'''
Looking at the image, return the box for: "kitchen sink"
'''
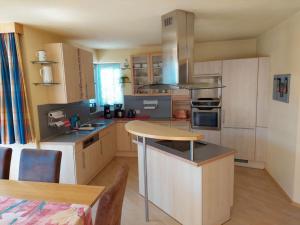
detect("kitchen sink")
[81,122,106,128]
[91,122,106,127]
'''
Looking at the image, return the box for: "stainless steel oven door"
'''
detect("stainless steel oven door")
[191,107,221,130]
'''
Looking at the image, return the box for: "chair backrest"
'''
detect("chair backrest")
[19,149,62,183]
[0,147,12,179]
[95,164,129,225]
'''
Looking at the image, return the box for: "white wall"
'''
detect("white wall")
[257,10,300,203]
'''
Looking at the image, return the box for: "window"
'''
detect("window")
[93,63,124,108]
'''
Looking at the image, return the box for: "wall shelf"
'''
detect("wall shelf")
[33,82,60,86]
[31,61,58,65]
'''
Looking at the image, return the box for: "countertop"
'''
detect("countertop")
[125,120,202,141]
[40,117,189,144]
[138,138,235,167]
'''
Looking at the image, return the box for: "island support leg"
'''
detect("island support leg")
[143,136,149,222]
[190,140,194,161]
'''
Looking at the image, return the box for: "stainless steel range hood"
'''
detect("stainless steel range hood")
[138,9,224,91]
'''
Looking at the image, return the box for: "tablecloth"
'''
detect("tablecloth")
[0,196,92,225]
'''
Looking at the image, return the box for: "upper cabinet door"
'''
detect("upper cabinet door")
[62,44,82,103]
[79,49,95,100]
[45,43,81,103]
[132,54,151,95]
[222,58,258,129]
[193,60,222,76]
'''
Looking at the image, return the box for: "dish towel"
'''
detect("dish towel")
[0,196,92,225]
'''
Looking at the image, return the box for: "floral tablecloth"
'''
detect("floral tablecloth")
[0,196,92,225]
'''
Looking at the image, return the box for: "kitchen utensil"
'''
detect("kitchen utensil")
[40,65,53,83]
[174,109,188,119]
[36,50,47,61]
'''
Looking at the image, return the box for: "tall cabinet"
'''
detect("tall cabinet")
[220,57,269,162]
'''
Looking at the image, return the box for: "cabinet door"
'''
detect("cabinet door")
[62,44,82,103]
[191,129,221,145]
[221,128,255,160]
[116,122,132,152]
[171,121,190,131]
[100,126,116,166]
[257,57,270,127]
[222,58,258,129]
[194,60,222,76]
[255,127,268,162]
[75,147,90,184]
[79,49,95,99]
[132,55,151,95]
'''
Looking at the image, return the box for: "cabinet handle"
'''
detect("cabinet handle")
[100,140,103,155]
[82,151,86,169]
[222,110,225,124]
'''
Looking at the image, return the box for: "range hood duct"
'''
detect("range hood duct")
[138,9,224,91]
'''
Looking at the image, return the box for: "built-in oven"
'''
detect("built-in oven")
[191,98,221,130]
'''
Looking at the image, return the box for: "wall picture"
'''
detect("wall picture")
[273,74,291,103]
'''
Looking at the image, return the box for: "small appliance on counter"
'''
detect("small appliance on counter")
[127,109,136,118]
[114,104,125,118]
[104,104,112,119]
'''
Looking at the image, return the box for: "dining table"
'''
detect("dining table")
[0,179,105,225]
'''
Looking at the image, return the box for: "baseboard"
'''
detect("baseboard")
[265,169,300,208]
[115,151,137,157]
[234,160,265,169]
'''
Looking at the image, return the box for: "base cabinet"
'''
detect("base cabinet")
[116,122,137,157]
[99,125,116,165]
[192,129,221,145]
[221,128,255,160]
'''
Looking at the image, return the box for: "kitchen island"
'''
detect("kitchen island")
[126,121,235,225]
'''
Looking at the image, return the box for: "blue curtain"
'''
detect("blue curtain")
[94,64,124,106]
[0,33,33,144]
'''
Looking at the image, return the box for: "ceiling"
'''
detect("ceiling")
[1,0,300,49]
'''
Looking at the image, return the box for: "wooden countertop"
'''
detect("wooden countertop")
[125,120,203,141]
[0,180,104,207]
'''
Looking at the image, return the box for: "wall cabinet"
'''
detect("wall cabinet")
[222,58,258,129]
[45,43,82,103]
[193,60,222,76]
[221,128,256,160]
[131,53,169,95]
[79,49,95,100]
[45,43,95,103]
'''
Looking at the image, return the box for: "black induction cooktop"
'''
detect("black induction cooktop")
[155,140,207,152]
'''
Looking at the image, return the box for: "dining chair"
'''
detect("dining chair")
[0,147,12,179]
[95,164,129,225]
[19,149,62,183]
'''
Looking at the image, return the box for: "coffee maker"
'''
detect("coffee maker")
[104,104,112,119]
[114,104,125,118]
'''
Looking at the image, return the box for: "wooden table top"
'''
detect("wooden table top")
[0,180,105,207]
[125,120,203,141]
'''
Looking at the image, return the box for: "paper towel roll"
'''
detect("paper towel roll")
[49,110,64,119]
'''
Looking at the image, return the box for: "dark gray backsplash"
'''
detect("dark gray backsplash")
[38,101,90,140]
[124,95,171,118]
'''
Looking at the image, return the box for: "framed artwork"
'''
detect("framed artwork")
[273,74,291,103]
